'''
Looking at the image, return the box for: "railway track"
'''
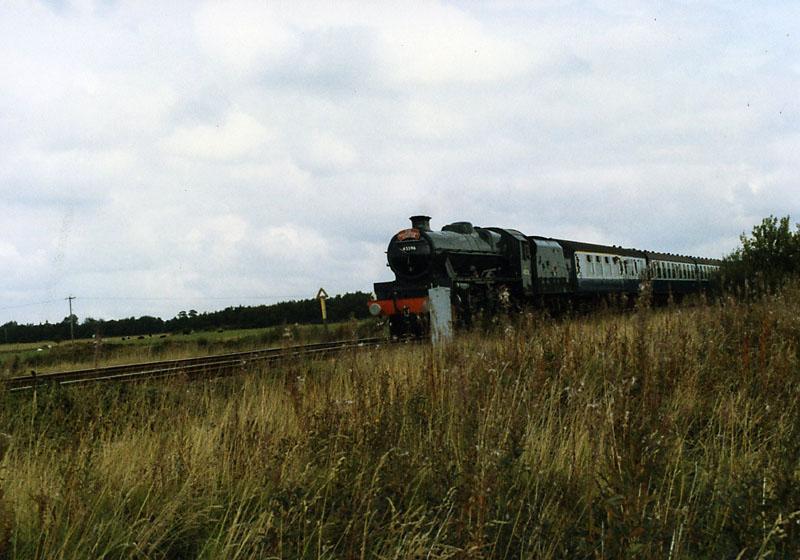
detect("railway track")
[1,337,389,392]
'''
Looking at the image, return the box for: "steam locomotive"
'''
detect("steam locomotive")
[368,216,721,337]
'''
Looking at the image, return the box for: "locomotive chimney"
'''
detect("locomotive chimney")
[410,215,431,231]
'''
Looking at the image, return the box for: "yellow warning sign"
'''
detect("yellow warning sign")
[316,288,329,322]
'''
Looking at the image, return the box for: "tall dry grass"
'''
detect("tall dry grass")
[1,286,799,558]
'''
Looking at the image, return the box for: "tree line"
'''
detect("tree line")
[1,291,372,344]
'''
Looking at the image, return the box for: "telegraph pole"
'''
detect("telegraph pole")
[66,295,76,343]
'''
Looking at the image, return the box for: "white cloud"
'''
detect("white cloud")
[186,214,248,262]
[373,3,535,86]
[300,131,358,171]
[1,147,137,202]
[0,241,19,260]
[194,1,298,76]
[258,225,328,264]
[161,110,275,161]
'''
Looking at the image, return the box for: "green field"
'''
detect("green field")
[0,319,380,379]
[1,287,799,558]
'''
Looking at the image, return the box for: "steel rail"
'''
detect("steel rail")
[2,337,388,392]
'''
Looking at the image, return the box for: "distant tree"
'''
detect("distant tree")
[59,314,79,339]
[82,317,102,338]
[62,314,78,325]
[721,215,800,293]
[1,321,15,344]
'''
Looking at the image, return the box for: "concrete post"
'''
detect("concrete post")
[428,287,453,346]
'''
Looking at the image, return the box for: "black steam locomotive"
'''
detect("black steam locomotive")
[368,215,721,337]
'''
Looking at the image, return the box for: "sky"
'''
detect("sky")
[1,0,798,324]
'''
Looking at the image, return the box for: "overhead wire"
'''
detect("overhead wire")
[0,299,63,311]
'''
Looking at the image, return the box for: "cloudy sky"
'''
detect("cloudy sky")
[1,0,798,324]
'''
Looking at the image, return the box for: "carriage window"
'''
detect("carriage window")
[604,256,609,264]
